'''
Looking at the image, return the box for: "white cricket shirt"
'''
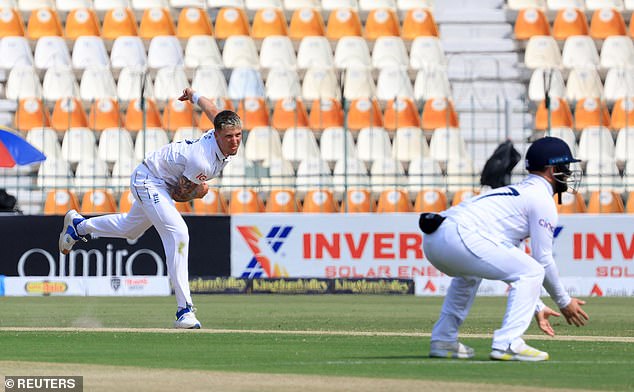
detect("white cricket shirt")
[143,131,230,187]
[442,174,571,308]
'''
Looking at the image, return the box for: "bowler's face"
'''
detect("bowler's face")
[216,126,242,156]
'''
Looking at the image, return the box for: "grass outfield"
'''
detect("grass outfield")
[0,296,633,391]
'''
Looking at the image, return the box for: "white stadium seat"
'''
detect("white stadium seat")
[376,67,414,102]
[117,66,155,102]
[524,35,562,69]
[227,66,265,100]
[79,65,118,102]
[562,35,599,69]
[6,66,42,100]
[334,37,371,69]
[297,36,334,69]
[34,36,72,71]
[0,37,34,70]
[184,35,223,69]
[260,35,297,70]
[356,126,392,164]
[265,68,301,100]
[372,37,409,70]
[72,36,110,71]
[154,66,189,102]
[110,36,148,70]
[302,68,341,101]
[148,36,184,70]
[135,127,170,161]
[192,66,229,99]
[42,67,80,102]
[222,35,259,69]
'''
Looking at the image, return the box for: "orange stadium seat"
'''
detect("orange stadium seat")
[193,189,228,214]
[229,189,265,213]
[364,8,400,40]
[451,189,478,206]
[326,8,363,39]
[574,97,611,130]
[119,189,136,212]
[265,189,301,212]
[535,98,573,130]
[421,98,459,130]
[376,189,411,213]
[271,98,309,130]
[139,7,175,39]
[302,189,338,213]
[0,8,25,37]
[514,8,550,40]
[198,97,234,130]
[15,98,51,131]
[556,192,586,214]
[610,98,634,129]
[251,8,288,39]
[51,97,89,131]
[237,97,270,130]
[413,189,448,213]
[401,8,438,40]
[309,98,344,130]
[65,8,101,40]
[587,190,625,213]
[552,8,588,40]
[162,98,197,131]
[125,98,163,131]
[341,189,374,213]
[88,98,124,131]
[176,7,213,38]
[289,8,325,40]
[626,191,634,213]
[26,8,63,39]
[44,189,80,215]
[347,97,384,131]
[383,97,421,130]
[175,201,193,213]
[214,7,250,39]
[81,189,118,214]
[590,8,626,39]
[102,7,138,40]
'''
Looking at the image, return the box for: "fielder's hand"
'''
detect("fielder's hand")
[178,88,195,104]
[535,305,561,337]
[560,298,589,327]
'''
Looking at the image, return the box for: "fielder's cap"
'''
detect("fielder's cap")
[525,136,580,171]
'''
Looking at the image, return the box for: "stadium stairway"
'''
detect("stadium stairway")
[435,0,533,171]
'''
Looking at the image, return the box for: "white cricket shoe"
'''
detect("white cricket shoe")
[490,341,549,362]
[58,209,87,255]
[429,340,475,359]
[174,306,201,329]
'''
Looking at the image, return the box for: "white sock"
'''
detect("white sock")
[76,220,88,236]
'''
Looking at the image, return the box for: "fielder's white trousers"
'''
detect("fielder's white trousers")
[79,163,193,308]
[423,218,545,351]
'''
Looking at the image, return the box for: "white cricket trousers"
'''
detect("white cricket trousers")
[79,163,193,308]
[422,218,545,351]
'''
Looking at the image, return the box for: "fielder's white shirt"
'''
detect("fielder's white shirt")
[442,174,571,308]
[143,131,230,187]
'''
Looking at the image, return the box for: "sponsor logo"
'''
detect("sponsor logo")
[152,193,160,204]
[538,218,555,233]
[110,277,121,291]
[252,278,329,294]
[125,277,149,290]
[573,233,634,260]
[590,283,603,297]
[237,226,293,278]
[303,232,423,260]
[196,173,208,182]
[24,281,68,295]
[333,279,412,294]
[17,244,165,277]
[190,277,249,294]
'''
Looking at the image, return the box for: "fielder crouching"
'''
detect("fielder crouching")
[420,137,589,361]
